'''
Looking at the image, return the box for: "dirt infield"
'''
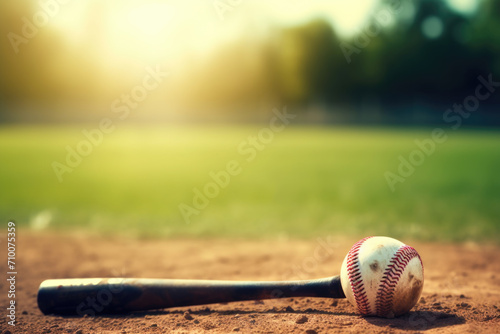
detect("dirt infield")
[1,232,499,333]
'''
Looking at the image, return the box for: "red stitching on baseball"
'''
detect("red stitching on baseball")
[375,245,422,317]
[346,236,373,315]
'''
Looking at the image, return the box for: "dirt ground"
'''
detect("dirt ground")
[0,232,499,334]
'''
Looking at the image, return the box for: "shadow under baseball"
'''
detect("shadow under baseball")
[365,310,466,331]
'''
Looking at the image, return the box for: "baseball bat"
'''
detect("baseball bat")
[38,276,345,315]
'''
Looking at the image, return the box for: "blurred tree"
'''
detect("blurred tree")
[275,19,352,105]
[466,0,500,75]
[0,1,128,119]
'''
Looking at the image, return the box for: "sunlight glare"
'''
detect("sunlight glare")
[48,0,378,68]
[446,0,478,14]
[126,3,175,39]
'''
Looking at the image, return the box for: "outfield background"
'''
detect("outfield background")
[1,125,498,242]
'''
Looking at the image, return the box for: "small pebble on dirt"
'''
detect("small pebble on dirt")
[296,315,308,324]
[305,330,318,334]
[286,306,295,312]
[232,328,240,331]
[184,312,194,320]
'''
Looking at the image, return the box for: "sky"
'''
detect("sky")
[48,0,378,67]
[45,0,479,70]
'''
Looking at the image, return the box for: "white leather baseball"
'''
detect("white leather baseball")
[340,236,424,318]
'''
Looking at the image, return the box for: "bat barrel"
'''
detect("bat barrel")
[38,276,345,315]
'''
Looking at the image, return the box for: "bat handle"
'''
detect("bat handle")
[38,276,345,315]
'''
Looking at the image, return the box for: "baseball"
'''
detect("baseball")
[340,236,424,318]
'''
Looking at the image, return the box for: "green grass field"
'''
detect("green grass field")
[1,124,499,242]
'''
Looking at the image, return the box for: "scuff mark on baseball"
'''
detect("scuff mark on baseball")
[340,236,424,318]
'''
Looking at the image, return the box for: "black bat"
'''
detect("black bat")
[37,276,345,316]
